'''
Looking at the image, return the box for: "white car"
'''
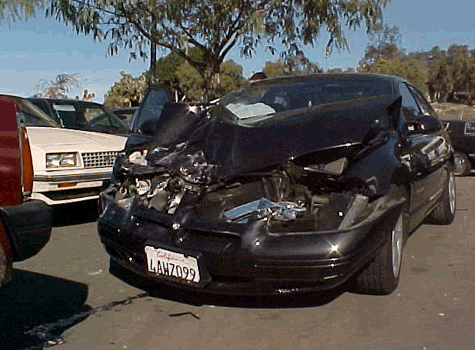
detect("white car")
[2,95,127,206]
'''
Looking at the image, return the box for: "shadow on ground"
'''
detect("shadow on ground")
[0,269,91,350]
[52,200,99,227]
[110,259,347,309]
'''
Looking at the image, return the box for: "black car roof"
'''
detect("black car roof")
[245,73,403,87]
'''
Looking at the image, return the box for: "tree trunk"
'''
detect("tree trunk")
[149,42,157,86]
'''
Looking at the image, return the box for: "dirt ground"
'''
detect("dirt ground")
[432,102,475,120]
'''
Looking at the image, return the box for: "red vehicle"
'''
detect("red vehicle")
[0,96,52,287]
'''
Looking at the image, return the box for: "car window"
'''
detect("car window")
[407,85,435,116]
[88,112,129,136]
[112,108,137,128]
[399,83,421,121]
[11,98,59,127]
[83,106,105,121]
[132,87,173,134]
[53,103,88,129]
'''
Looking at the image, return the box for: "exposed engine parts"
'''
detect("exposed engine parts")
[108,146,379,232]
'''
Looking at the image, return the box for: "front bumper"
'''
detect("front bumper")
[98,193,404,295]
[32,171,112,205]
[0,200,52,261]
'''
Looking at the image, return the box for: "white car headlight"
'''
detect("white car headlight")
[46,153,79,168]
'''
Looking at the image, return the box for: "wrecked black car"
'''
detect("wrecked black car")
[98,74,456,296]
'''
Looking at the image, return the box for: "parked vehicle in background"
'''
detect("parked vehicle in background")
[1,95,127,206]
[98,74,456,296]
[111,107,139,129]
[28,98,129,136]
[443,120,475,176]
[0,96,52,287]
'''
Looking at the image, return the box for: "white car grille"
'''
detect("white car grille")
[82,151,119,169]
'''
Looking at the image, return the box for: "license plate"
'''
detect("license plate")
[144,246,200,283]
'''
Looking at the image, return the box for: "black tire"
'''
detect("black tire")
[0,231,13,287]
[427,169,456,225]
[453,152,471,176]
[355,194,407,295]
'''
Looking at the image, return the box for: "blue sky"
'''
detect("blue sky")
[1,0,474,102]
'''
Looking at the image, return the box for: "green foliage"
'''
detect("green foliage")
[217,60,245,96]
[104,71,147,109]
[359,24,427,93]
[427,45,475,104]
[263,53,321,78]
[33,73,80,99]
[172,59,244,102]
[0,0,43,23]
[48,0,390,99]
[369,58,427,93]
[359,24,404,69]
[263,61,289,78]
[150,46,244,102]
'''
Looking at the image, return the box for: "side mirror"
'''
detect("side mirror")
[405,114,442,135]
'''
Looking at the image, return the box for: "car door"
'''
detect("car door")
[398,83,448,226]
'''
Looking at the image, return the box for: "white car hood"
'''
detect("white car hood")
[27,126,127,153]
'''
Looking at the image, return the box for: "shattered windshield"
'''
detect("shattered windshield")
[219,76,393,126]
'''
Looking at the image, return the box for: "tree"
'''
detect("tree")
[33,73,80,99]
[427,45,475,104]
[104,71,147,109]
[359,24,404,70]
[152,47,206,101]
[285,51,321,75]
[152,47,244,102]
[357,23,428,93]
[48,0,390,99]
[1,0,43,23]
[370,58,427,93]
[217,59,245,96]
[173,59,245,101]
[263,61,290,78]
[262,53,321,78]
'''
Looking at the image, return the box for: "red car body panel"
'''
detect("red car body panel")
[0,96,52,286]
[0,96,22,206]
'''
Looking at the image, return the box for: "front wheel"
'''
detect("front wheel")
[355,197,407,295]
[427,169,456,225]
[453,152,471,176]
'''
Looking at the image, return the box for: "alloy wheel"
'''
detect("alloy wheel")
[391,213,404,278]
[454,153,467,175]
[448,171,456,215]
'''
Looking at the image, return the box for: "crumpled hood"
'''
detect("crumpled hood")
[203,96,398,179]
[142,96,399,181]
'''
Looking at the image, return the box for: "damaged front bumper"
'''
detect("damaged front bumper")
[97,190,404,295]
